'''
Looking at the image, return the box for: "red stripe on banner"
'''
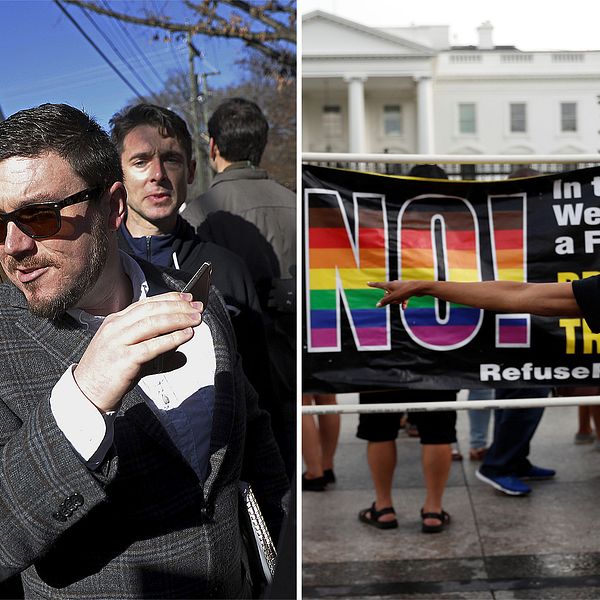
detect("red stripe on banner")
[401,229,433,249]
[358,227,386,248]
[309,228,353,249]
[444,230,478,251]
[493,229,523,250]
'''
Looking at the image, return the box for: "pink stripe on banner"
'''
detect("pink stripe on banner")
[311,328,338,347]
[498,326,528,344]
[356,327,387,346]
[412,325,477,346]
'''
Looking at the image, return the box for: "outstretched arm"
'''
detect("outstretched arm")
[368,280,582,317]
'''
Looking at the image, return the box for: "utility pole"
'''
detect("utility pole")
[187,32,207,191]
[199,69,220,140]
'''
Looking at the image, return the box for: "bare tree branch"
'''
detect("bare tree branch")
[61,0,295,71]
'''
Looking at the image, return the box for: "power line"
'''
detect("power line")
[151,0,186,76]
[53,0,144,100]
[102,0,167,89]
[78,6,159,100]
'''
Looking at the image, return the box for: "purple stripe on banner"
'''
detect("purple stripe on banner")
[356,327,387,346]
[498,325,528,344]
[311,328,337,347]
[412,325,477,346]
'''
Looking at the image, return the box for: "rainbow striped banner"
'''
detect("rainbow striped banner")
[305,189,389,351]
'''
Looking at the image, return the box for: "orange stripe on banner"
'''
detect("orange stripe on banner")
[309,248,356,268]
[309,247,387,269]
[447,249,480,269]
[495,248,524,269]
[401,248,434,269]
[360,247,387,268]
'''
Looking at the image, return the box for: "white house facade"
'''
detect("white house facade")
[302,11,600,158]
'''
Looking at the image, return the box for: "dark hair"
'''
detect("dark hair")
[208,97,268,165]
[408,164,448,179]
[110,103,193,163]
[0,103,122,189]
[508,166,540,179]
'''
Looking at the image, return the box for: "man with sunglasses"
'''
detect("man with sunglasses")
[0,103,288,599]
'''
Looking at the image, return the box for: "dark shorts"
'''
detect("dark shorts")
[356,390,457,445]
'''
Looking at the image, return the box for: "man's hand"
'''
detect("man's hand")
[368,280,423,309]
[74,292,202,413]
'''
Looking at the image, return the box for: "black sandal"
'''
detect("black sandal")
[358,502,398,529]
[420,509,450,533]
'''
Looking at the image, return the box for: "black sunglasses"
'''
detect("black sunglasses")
[0,187,103,243]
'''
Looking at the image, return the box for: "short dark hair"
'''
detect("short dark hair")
[0,103,122,190]
[408,164,448,179]
[508,166,540,179]
[110,103,193,163]
[208,98,268,165]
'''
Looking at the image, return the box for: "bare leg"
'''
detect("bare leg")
[365,440,397,523]
[302,394,324,479]
[578,405,592,435]
[590,406,600,440]
[315,394,340,471]
[421,443,452,527]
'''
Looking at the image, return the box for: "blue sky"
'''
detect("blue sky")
[0,1,247,129]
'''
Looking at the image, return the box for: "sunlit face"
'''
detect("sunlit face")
[121,125,195,233]
[0,152,109,319]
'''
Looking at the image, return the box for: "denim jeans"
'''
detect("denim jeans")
[479,387,550,477]
[467,389,495,449]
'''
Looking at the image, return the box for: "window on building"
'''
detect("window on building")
[561,102,577,132]
[458,103,476,134]
[510,103,527,133]
[383,105,402,135]
[322,105,342,139]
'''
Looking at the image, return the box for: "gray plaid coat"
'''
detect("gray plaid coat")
[0,260,289,599]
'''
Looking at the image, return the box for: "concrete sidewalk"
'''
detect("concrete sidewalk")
[302,394,600,599]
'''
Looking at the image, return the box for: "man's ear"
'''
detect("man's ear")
[107,182,127,231]
[209,138,217,161]
[187,159,196,185]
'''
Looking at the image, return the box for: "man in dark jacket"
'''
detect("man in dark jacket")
[183,98,296,479]
[109,104,283,443]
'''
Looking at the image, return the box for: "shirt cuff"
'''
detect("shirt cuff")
[50,365,116,469]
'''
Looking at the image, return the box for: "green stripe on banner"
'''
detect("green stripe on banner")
[345,288,384,308]
[408,296,476,310]
[310,289,337,309]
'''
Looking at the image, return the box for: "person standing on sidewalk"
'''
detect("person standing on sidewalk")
[357,390,457,533]
[301,393,340,491]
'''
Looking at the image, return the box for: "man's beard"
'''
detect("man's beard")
[10,209,109,320]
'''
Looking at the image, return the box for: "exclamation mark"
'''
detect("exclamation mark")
[488,194,531,348]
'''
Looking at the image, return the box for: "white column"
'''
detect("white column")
[415,76,434,154]
[344,75,367,153]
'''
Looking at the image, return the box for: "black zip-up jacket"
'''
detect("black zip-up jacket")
[117,217,277,421]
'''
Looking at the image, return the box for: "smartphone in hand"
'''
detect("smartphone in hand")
[182,262,212,308]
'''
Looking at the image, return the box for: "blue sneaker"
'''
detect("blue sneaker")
[476,470,531,496]
[519,465,556,480]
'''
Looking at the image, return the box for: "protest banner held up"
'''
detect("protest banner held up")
[303,164,600,393]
